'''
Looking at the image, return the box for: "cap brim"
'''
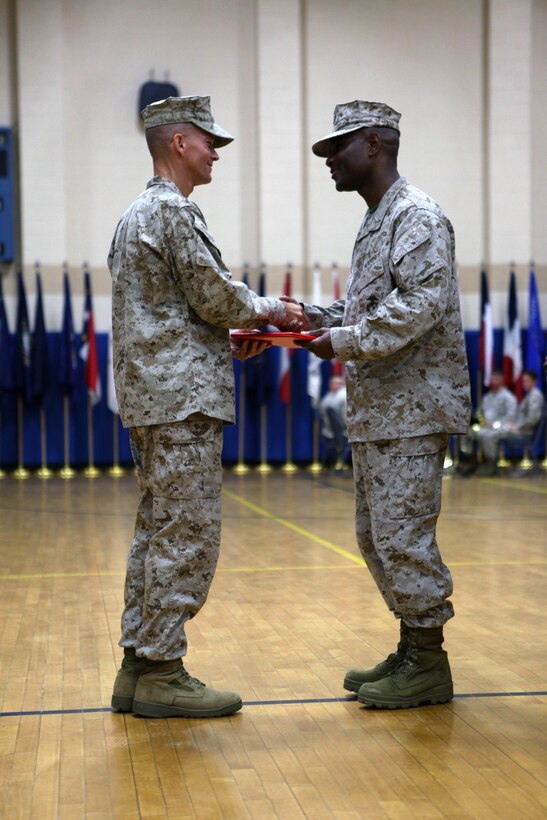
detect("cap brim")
[311,124,365,157]
[193,120,234,148]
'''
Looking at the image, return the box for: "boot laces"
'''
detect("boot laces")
[180,664,205,690]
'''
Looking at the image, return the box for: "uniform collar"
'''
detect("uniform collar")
[146,176,182,195]
[358,176,407,237]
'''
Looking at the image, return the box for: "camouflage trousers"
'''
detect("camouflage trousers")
[120,415,223,660]
[352,433,454,628]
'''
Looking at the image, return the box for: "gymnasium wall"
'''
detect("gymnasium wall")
[0,0,545,333]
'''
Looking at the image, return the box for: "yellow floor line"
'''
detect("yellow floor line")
[223,487,365,565]
[480,478,547,494]
[0,559,545,582]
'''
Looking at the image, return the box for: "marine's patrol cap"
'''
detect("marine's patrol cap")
[141,95,234,148]
[312,100,401,157]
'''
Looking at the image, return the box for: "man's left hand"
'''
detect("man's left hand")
[294,328,334,360]
[231,339,271,360]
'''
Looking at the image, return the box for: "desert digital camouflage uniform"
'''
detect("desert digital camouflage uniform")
[469,386,517,460]
[303,177,471,628]
[108,176,288,660]
[477,384,545,460]
[515,386,544,434]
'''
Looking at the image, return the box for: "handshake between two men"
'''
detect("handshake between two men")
[230,294,335,362]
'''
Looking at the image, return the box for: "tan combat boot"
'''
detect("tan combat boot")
[132,660,243,718]
[357,626,453,709]
[344,621,409,693]
[111,648,148,712]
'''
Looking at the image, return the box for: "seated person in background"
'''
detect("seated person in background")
[458,369,517,475]
[499,369,545,439]
[474,369,544,474]
[318,375,348,468]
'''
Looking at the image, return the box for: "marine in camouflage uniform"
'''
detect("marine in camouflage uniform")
[459,370,517,471]
[300,100,471,709]
[108,95,302,718]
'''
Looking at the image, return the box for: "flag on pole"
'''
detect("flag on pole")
[525,267,544,377]
[330,262,344,378]
[246,266,274,408]
[79,268,101,405]
[106,329,119,414]
[332,261,341,302]
[0,275,13,394]
[58,269,78,396]
[30,268,50,404]
[278,265,292,404]
[478,268,494,389]
[307,263,323,408]
[502,269,523,400]
[14,271,32,402]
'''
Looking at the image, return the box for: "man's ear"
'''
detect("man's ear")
[173,132,185,155]
[367,131,381,157]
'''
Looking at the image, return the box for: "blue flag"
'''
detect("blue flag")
[58,271,78,396]
[14,271,32,401]
[0,275,13,394]
[525,269,544,378]
[30,270,50,403]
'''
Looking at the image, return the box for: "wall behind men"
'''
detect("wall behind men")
[0,0,545,335]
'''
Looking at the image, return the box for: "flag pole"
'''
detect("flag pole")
[84,395,100,477]
[59,395,75,478]
[308,414,322,473]
[13,397,29,479]
[281,400,297,473]
[36,406,52,478]
[256,404,272,474]
[0,409,5,479]
[233,363,249,474]
[108,414,125,477]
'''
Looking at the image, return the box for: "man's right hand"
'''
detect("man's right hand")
[277,296,312,331]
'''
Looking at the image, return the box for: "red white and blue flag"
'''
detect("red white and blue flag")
[502,269,523,400]
[79,269,101,405]
[307,264,323,408]
[330,262,344,378]
[278,266,292,404]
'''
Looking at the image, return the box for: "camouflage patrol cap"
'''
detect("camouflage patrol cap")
[141,95,234,148]
[312,100,401,157]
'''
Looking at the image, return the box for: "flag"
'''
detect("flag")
[29,270,50,404]
[478,268,494,389]
[58,270,78,396]
[246,266,274,407]
[278,265,292,404]
[502,269,523,400]
[330,262,344,378]
[307,263,323,408]
[0,275,13,394]
[525,268,544,378]
[332,262,341,302]
[79,269,101,405]
[14,271,32,402]
[106,329,119,414]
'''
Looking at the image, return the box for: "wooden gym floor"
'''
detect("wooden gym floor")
[0,467,546,819]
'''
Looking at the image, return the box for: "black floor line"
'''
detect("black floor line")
[1,690,545,718]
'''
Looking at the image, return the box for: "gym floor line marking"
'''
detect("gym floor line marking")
[1,690,545,718]
[1,557,545,581]
[223,488,364,565]
[479,478,547,494]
